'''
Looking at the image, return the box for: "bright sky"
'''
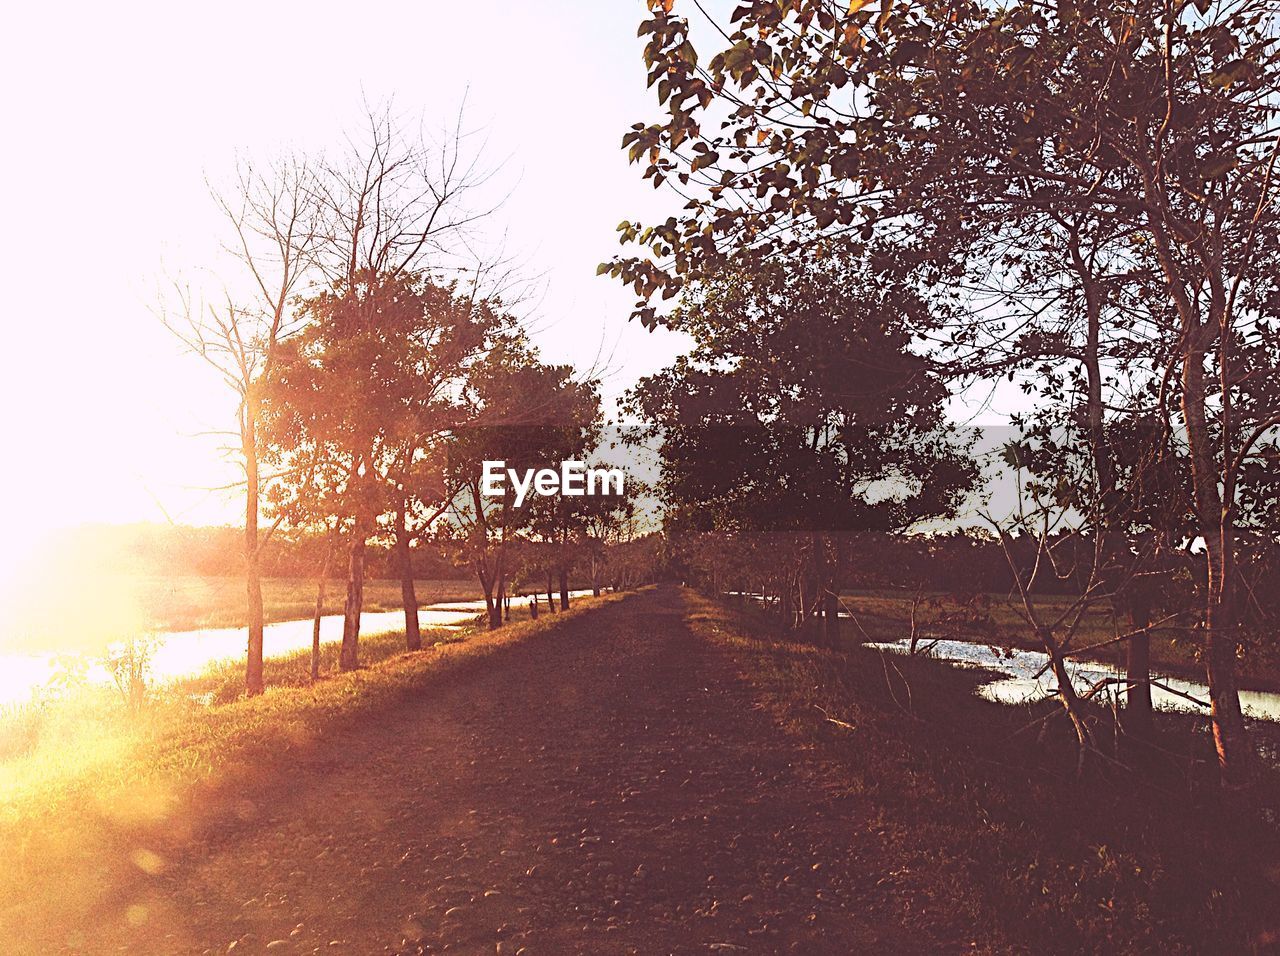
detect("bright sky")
[1,0,1026,564]
[0,0,699,540]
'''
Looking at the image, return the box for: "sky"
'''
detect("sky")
[0,0,705,539]
[0,0,1022,557]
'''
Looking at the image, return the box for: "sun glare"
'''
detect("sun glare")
[0,517,151,658]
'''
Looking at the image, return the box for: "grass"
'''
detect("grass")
[0,593,604,827]
[838,587,1280,690]
[181,617,467,705]
[694,591,1280,954]
[0,588,625,943]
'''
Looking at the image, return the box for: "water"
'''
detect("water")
[868,637,1280,723]
[726,593,1280,723]
[0,592,592,707]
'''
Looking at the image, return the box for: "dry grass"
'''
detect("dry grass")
[692,591,1280,954]
[0,593,615,831]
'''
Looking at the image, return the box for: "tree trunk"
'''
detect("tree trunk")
[546,575,556,613]
[908,590,923,656]
[1122,593,1153,742]
[1046,628,1094,770]
[1206,577,1250,786]
[494,550,508,628]
[822,590,840,646]
[796,571,810,631]
[478,567,499,629]
[559,567,570,611]
[1070,234,1152,746]
[1144,198,1251,786]
[311,536,334,683]
[478,560,503,630]
[1182,336,1251,786]
[242,400,265,696]
[245,552,265,694]
[340,531,366,671]
[396,503,421,651]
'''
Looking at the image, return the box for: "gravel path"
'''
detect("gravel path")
[38,586,943,955]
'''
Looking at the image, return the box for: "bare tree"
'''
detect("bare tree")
[304,108,509,670]
[161,156,319,696]
[303,105,504,670]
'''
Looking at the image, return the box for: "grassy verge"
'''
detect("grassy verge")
[0,593,619,834]
[691,591,1280,955]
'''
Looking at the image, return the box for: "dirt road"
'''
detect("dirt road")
[29,586,949,955]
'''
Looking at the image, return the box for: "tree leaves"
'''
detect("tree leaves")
[626,252,974,533]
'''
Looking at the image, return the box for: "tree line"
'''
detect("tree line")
[165,111,656,696]
[607,0,1280,788]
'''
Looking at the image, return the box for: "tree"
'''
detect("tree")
[610,0,1280,786]
[265,272,509,669]
[628,250,975,641]
[301,107,504,669]
[443,343,602,628]
[573,472,644,596]
[606,533,666,591]
[164,105,499,692]
[162,156,319,696]
[524,461,633,607]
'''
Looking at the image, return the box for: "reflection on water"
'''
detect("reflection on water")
[0,593,591,707]
[868,637,1280,724]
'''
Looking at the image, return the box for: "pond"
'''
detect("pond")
[867,637,1280,723]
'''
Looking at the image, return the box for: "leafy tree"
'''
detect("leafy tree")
[442,343,602,627]
[165,106,497,694]
[265,271,510,668]
[628,250,975,639]
[610,0,1280,785]
[573,473,645,596]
